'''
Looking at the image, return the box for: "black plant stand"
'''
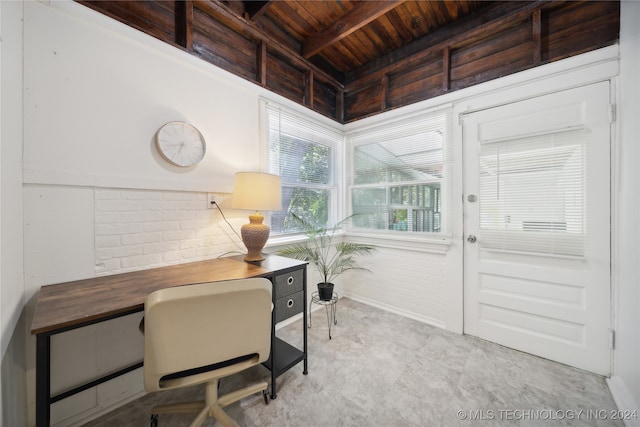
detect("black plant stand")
[309,291,338,339]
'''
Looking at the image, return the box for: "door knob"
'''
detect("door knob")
[467,235,477,243]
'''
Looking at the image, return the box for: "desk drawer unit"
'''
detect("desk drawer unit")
[273,269,304,323]
[275,291,304,323]
[274,269,304,298]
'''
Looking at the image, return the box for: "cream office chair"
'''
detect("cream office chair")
[143,278,272,427]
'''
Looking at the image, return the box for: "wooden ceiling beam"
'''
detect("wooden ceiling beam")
[244,1,272,20]
[302,0,407,59]
[194,0,344,89]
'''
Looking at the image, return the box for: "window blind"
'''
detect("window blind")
[261,100,343,234]
[347,108,454,235]
[479,129,588,257]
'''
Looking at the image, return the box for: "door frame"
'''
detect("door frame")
[459,82,613,374]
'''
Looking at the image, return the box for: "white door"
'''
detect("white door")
[462,82,611,375]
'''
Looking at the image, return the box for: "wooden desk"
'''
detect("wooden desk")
[31,254,308,427]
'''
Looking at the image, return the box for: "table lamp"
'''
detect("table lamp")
[232,172,282,262]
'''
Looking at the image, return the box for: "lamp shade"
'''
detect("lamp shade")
[232,172,282,211]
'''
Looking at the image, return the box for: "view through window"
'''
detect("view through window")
[348,108,453,235]
[262,101,342,235]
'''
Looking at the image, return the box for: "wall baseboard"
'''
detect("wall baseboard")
[342,293,448,331]
[607,376,640,427]
[53,386,146,427]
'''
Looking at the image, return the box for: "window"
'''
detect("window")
[479,129,587,256]
[261,100,342,235]
[347,108,453,235]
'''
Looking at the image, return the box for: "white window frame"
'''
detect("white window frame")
[345,106,454,242]
[260,99,343,238]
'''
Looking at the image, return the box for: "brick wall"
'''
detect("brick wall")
[94,188,241,274]
[342,246,448,328]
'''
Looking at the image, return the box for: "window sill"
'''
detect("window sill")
[345,231,451,254]
[266,234,310,249]
[266,231,452,255]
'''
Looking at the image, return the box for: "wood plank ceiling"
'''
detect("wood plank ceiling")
[78,0,620,123]
[245,0,488,76]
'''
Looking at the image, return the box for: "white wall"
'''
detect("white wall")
[342,245,450,328]
[608,2,640,425]
[23,4,260,193]
[1,0,23,358]
[1,0,27,425]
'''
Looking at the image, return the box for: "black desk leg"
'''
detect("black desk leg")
[303,283,308,375]
[270,368,277,400]
[270,309,277,400]
[35,334,51,427]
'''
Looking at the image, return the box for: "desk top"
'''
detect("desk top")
[31,254,306,335]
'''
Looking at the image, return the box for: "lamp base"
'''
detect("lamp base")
[241,213,270,262]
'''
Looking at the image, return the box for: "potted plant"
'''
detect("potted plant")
[277,213,376,301]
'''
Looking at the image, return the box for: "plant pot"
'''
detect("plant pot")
[317,282,334,301]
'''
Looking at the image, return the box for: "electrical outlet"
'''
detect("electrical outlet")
[207,193,221,209]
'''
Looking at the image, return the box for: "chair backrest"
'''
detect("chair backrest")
[143,277,272,392]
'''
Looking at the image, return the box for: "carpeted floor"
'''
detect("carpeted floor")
[84,298,621,427]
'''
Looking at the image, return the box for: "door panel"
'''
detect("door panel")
[463,82,611,375]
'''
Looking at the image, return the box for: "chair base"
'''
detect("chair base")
[150,379,269,427]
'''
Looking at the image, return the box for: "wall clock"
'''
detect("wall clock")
[155,121,206,167]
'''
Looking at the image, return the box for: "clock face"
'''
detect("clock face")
[155,121,206,167]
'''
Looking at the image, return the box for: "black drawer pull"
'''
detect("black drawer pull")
[287,299,294,308]
[287,276,295,285]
